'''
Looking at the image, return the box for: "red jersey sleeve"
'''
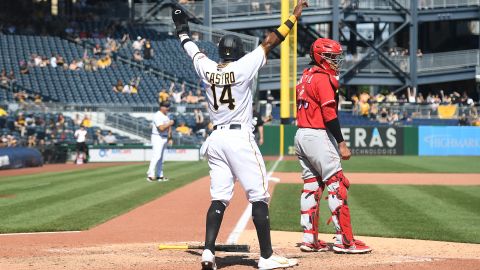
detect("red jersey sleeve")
[316,74,336,108]
[315,74,337,122]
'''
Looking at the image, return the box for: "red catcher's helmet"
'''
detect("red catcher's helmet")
[309,38,344,75]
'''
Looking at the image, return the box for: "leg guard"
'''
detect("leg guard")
[204,200,226,254]
[300,177,327,251]
[325,171,354,246]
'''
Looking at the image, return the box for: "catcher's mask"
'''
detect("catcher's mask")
[218,34,245,62]
[309,38,344,76]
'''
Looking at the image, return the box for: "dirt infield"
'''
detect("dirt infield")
[0,164,479,270]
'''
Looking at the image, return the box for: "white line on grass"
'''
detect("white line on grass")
[0,231,81,236]
[226,156,283,245]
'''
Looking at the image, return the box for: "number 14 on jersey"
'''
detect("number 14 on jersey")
[211,85,235,110]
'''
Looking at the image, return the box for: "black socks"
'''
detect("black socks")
[252,201,273,259]
[204,200,226,254]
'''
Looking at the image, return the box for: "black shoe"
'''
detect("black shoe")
[157,176,169,182]
[146,177,157,182]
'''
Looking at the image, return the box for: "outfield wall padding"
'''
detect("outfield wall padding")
[260,125,479,156]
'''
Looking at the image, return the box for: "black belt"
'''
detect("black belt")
[213,124,242,130]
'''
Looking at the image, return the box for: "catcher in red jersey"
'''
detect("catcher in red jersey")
[295,38,372,254]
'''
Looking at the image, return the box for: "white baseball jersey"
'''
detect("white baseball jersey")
[181,37,269,204]
[152,111,170,137]
[74,129,87,143]
[183,40,266,131]
[147,110,170,178]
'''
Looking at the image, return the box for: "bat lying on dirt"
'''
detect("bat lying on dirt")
[158,244,250,253]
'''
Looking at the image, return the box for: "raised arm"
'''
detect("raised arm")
[261,0,309,55]
[172,6,199,59]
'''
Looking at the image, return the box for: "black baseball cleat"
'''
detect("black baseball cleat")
[157,176,169,182]
[146,177,157,182]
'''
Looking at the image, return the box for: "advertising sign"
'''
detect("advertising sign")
[341,127,404,155]
[419,126,480,156]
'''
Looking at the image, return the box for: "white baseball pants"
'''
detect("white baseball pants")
[147,135,168,178]
[201,127,270,205]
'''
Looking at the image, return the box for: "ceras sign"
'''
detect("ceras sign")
[341,127,403,155]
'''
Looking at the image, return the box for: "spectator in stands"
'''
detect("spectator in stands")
[400,111,412,123]
[194,108,204,132]
[416,49,423,57]
[378,107,388,123]
[40,56,48,68]
[81,115,92,128]
[0,135,7,147]
[113,79,124,93]
[386,92,397,102]
[69,60,79,71]
[251,0,260,12]
[57,113,66,129]
[122,83,131,94]
[176,121,192,136]
[264,2,272,13]
[158,89,170,103]
[458,113,470,126]
[34,95,43,106]
[93,129,104,145]
[133,50,143,62]
[15,113,26,137]
[416,93,424,103]
[171,88,184,104]
[132,36,144,51]
[143,40,153,60]
[369,102,378,120]
[97,55,112,69]
[76,58,84,69]
[0,69,7,86]
[57,55,65,67]
[104,131,117,145]
[0,107,7,129]
[74,113,82,126]
[185,91,198,104]
[130,77,140,94]
[104,38,118,55]
[93,43,102,55]
[27,135,36,147]
[20,60,29,74]
[120,33,130,48]
[50,55,57,68]
[196,89,206,103]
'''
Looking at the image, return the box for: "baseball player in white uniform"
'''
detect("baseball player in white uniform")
[147,102,174,182]
[173,1,308,269]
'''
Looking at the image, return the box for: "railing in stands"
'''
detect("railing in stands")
[178,0,479,20]
[259,49,480,79]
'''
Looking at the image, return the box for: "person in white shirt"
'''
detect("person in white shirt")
[146,102,174,182]
[74,125,88,162]
[103,131,117,145]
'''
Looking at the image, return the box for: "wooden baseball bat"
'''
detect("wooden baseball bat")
[158,244,250,252]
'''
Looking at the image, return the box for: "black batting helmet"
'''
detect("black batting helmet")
[218,34,245,62]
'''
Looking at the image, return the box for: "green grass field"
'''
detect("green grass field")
[269,183,480,243]
[1,156,479,243]
[0,162,209,233]
[274,156,480,173]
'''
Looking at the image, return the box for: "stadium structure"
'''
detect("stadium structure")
[0,0,479,164]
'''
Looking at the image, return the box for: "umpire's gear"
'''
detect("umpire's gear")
[218,35,245,62]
